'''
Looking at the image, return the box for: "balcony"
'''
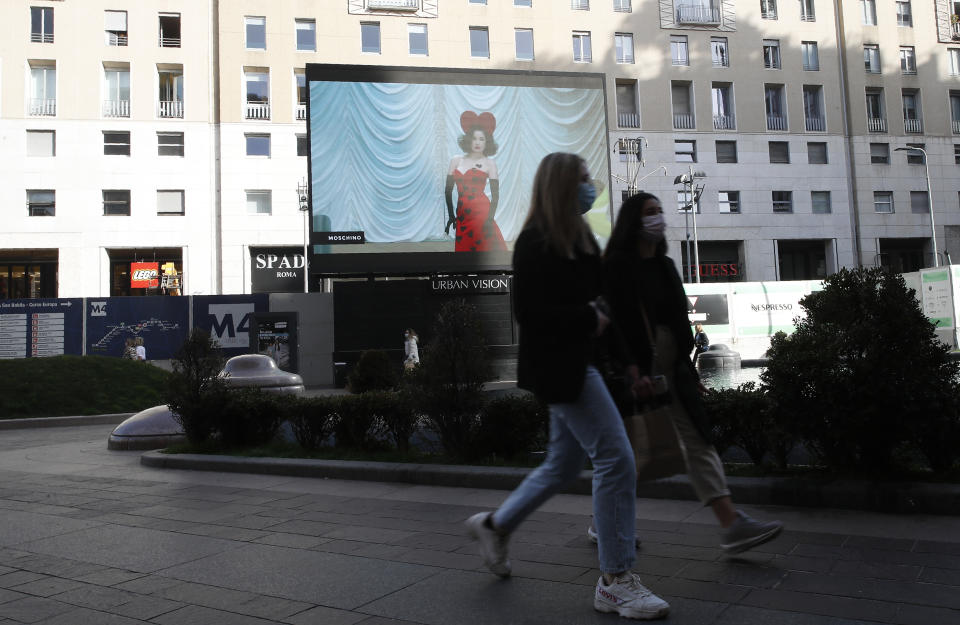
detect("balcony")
[676,5,721,23]
[106,33,128,46]
[800,12,815,22]
[368,0,419,9]
[954,21,960,39]
[617,113,640,128]
[953,119,960,134]
[713,115,735,129]
[766,115,787,130]
[805,117,825,131]
[673,114,695,129]
[246,102,271,120]
[102,100,130,117]
[30,33,53,44]
[158,100,184,118]
[159,36,181,48]
[903,118,923,133]
[761,8,778,19]
[29,98,56,116]
[867,117,887,132]
[297,104,307,121]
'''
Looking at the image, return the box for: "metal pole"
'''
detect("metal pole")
[690,166,701,283]
[684,178,691,282]
[921,148,938,268]
[303,204,310,293]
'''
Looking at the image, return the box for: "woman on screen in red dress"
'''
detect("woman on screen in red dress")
[444,111,507,252]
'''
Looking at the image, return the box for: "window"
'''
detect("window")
[297,134,308,157]
[955,144,960,165]
[800,0,816,21]
[769,141,790,163]
[900,47,916,74]
[26,130,55,156]
[31,6,54,43]
[802,41,819,70]
[712,83,734,129]
[295,70,307,120]
[896,0,912,26]
[672,81,694,128]
[711,38,729,67]
[573,31,592,62]
[675,140,697,162]
[718,191,740,213]
[902,90,921,133]
[245,134,270,157]
[158,131,184,156]
[614,0,632,10]
[103,131,131,156]
[763,40,781,69]
[772,191,793,212]
[811,191,831,214]
[615,33,634,64]
[158,13,181,47]
[870,142,889,164]
[671,35,689,66]
[361,22,380,53]
[765,84,786,130]
[103,190,131,216]
[103,65,131,117]
[874,191,893,213]
[157,190,184,216]
[864,45,880,73]
[861,0,877,25]
[866,89,885,131]
[905,142,925,164]
[571,0,590,8]
[515,28,534,60]
[409,24,428,56]
[515,0,533,5]
[761,0,778,19]
[105,10,128,46]
[296,19,316,51]
[950,49,960,76]
[910,191,929,214]
[245,16,266,49]
[158,68,184,118]
[29,63,56,116]
[716,140,737,163]
[951,91,960,133]
[470,27,490,58]
[246,190,272,215]
[27,190,54,217]
[470,0,487,4]
[616,81,639,128]
[807,142,828,164]
[803,85,825,132]
[244,70,270,119]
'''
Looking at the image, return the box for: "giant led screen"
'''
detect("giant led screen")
[306,64,612,276]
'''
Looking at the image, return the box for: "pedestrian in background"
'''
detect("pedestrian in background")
[693,323,710,365]
[403,328,419,371]
[465,152,670,620]
[134,337,146,361]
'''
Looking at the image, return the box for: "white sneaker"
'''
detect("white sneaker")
[720,511,783,555]
[587,524,642,549]
[594,572,670,620]
[465,512,511,577]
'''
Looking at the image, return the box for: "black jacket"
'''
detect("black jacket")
[514,227,628,403]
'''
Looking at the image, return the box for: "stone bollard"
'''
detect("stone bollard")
[696,344,742,369]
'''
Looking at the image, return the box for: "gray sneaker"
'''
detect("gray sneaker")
[720,511,783,555]
[594,572,669,620]
[465,512,511,577]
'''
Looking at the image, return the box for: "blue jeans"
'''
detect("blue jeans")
[492,366,637,574]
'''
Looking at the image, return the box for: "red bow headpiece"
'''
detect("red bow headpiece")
[460,111,496,136]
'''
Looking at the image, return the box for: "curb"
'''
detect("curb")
[0,413,133,430]
[140,452,960,516]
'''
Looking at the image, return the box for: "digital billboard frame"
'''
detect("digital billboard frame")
[305,63,613,278]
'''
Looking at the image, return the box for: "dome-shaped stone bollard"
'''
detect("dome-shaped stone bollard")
[696,344,741,369]
[108,354,304,450]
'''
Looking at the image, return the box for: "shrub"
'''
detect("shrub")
[364,390,419,453]
[347,349,399,394]
[762,267,959,473]
[290,396,339,451]
[334,394,387,450]
[476,394,549,460]
[215,389,286,448]
[705,382,794,469]
[415,299,490,460]
[164,329,227,444]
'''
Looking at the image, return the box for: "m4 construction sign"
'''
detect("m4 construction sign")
[192,295,268,356]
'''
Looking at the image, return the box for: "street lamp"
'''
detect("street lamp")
[894,146,937,267]
[297,178,310,293]
[674,167,707,282]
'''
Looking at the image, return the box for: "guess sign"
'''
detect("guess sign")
[130,262,159,288]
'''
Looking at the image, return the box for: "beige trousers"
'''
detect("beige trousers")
[650,325,731,505]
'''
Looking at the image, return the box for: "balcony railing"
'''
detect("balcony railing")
[800,12,816,21]
[867,117,887,132]
[159,36,181,48]
[297,104,307,121]
[618,113,640,128]
[246,102,271,120]
[103,99,130,117]
[673,113,695,129]
[954,22,960,38]
[106,33,128,46]
[158,100,184,118]
[903,118,923,133]
[805,117,825,131]
[30,33,53,43]
[713,115,735,129]
[953,119,960,134]
[676,5,721,23]
[29,98,56,116]
[368,0,419,9]
[766,115,787,130]
[761,8,778,19]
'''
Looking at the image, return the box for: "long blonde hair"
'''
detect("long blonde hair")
[522,152,598,258]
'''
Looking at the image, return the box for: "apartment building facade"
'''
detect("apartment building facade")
[2,0,959,297]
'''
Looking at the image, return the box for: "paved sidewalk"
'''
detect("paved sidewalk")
[0,425,958,624]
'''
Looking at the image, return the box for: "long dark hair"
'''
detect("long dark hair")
[523,152,598,258]
[604,192,667,260]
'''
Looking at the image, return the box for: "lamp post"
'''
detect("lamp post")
[894,146,937,267]
[297,178,310,293]
[674,167,707,282]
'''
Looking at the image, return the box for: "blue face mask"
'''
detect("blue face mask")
[577,182,597,215]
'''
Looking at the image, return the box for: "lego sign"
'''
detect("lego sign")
[130,262,159,288]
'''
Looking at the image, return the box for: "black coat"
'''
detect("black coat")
[514,227,628,403]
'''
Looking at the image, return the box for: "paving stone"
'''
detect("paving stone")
[0,596,74,623]
[917,566,960,586]
[322,526,418,544]
[0,589,27,605]
[0,509,101,547]
[216,515,286,531]
[676,561,787,588]
[283,605,368,625]
[251,533,330,549]
[175,523,269,542]
[0,572,46,588]
[9,577,85,598]
[392,548,487,571]
[830,560,922,581]
[391,532,471,552]
[844,536,916,552]
[770,554,836,574]
[110,595,184,620]
[650,576,752,604]
[354,618,428,625]
[893,603,960,625]
[33,606,148,625]
[267,520,340,537]
[50,583,138,610]
[740,588,893,622]
[151,605,287,625]
[782,570,960,609]
[153,582,310,619]
[713,605,876,624]
[112,575,183,596]
[71,568,144,587]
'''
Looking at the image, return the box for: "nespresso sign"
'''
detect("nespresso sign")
[250,248,304,293]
